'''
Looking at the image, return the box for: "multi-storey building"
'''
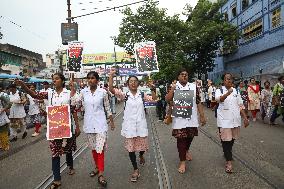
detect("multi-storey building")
[209,0,284,85]
[0,43,45,76]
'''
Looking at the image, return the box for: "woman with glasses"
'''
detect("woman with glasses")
[165,68,206,174]
[108,69,156,182]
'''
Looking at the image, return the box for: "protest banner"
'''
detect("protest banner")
[46,105,72,140]
[134,41,159,74]
[172,90,194,119]
[67,41,83,72]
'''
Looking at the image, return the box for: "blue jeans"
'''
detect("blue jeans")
[52,153,73,181]
[270,106,284,123]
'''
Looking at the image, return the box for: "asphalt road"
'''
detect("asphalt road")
[0,104,283,189]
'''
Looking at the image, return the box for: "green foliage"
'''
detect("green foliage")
[117,0,239,81]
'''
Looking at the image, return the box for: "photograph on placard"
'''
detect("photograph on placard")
[67,41,83,73]
[134,41,159,74]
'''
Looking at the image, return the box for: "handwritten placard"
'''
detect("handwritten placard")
[172,90,194,119]
[46,105,72,140]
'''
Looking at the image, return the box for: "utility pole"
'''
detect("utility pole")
[67,0,72,24]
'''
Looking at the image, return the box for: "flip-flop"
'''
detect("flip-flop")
[130,173,140,182]
[98,175,107,187]
[178,165,186,174]
[89,170,99,177]
[139,156,145,165]
[186,152,193,161]
[225,164,233,174]
[68,168,75,175]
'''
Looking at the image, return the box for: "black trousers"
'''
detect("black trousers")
[221,140,234,161]
[157,99,167,120]
[129,151,145,170]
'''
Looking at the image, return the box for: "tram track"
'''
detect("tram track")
[199,127,280,189]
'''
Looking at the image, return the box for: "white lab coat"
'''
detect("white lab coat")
[80,87,108,134]
[9,91,26,119]
[121,91,148,138]
[215,86,243,128]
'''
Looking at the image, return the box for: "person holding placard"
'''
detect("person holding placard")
[108,68,156,182]
[75,71,115,187]
[14,73,80,189]
[215,73,249,173]
[165,68,206,174]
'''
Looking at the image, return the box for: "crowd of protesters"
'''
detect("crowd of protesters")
[0,70,283,188]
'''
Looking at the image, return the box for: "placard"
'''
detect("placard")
[172,90,194,119]
[134,41,159,74]
[46,105,72,140]
[67,41,83,72]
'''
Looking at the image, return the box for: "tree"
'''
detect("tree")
[116,0,191,82]
[117,0,239,81]
[183,0,239,78]
[0,27,3,39]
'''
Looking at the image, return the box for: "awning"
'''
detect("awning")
[28,77,52,83]
[0,73,23,79]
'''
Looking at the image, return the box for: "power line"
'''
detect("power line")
[0,15,46,40]
[69,0,154,20]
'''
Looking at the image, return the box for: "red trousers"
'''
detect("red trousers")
[35,123,41,133]
[92,150,104,172]
[251,110,258,118]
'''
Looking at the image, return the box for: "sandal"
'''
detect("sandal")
[98,175,107,187]
[68,168,75,175]
[49,182,61,189]
[225,164,233,174]
[186,152,193,161]
[89,170,99,177]
[139,155,145,165]
[130,172,140,182]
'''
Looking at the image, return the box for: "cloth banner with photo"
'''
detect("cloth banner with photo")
[67,41,83,72]
[134,41,159,74]
[46,105,72,140]
[172,90,194,119]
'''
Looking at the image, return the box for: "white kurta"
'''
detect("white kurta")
[172,82,199,129]
[216,86,243,129]
[80,87,108,134]
[27,94,40,115]
[9,91,26,119]
[121,91,148,138]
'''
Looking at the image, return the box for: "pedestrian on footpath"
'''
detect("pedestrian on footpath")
[8,84,27,141]
[0,89,11,151]
[216,73,249,173]
[14,73,80,189]
[260,81,273,122]
[247,78,260,122]
[75,71,115,187]
[165,68,206,174]
[26,83,43,137]
[270,76,284,125]
[108,68,157,182]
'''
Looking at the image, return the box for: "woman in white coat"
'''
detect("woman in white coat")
[165,68,206,174]
[215,73,249,173]
[108,69,156,182]
[75,71,114,187]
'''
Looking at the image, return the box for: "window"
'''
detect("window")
[271,7,281,29]
[243,18,263,40]
[242,0,249,10]
[223,12,229,21]
[231,3,237,18]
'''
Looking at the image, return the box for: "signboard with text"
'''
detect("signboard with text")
[46,105,72,140]
[172,90,194,119]
[61,23,78,45]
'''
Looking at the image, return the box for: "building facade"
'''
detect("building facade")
[0,43,45,76]
[209,0,284,85]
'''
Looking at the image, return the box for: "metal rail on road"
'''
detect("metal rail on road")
[34,109,124,189]
[199,127,280,189]
[149,109,172,189]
